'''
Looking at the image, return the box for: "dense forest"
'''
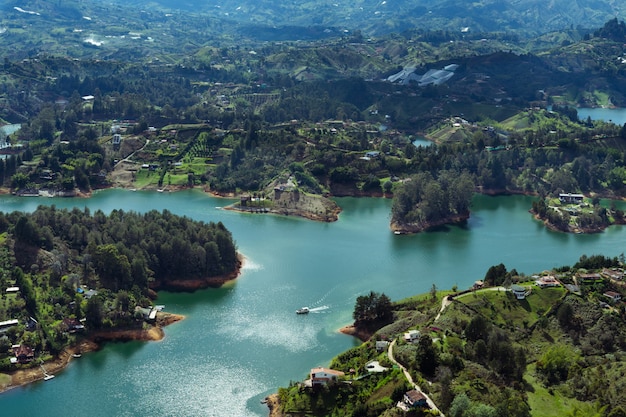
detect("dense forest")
[0,207,238,363]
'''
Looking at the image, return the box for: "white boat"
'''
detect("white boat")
[44,374,55,381]
[296,307,310,314]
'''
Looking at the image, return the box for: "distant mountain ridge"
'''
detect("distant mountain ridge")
[116,0,625,36]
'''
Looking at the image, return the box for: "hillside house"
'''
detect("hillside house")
[403,330,421,343]
[112,134,121,149]
[602,269,624,281]
[310,367,345,386]
[403,389,427,408]
[511,285,528,300]
[375,340,389,352]
[578,273,603,283]
[604,291,622,302]
[473,280,484,290]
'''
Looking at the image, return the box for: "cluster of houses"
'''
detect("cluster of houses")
[304,333,433,412]
[300,267,626,414]
[510,269,625,304]
[306,365,430,411]
[1,285,91,368]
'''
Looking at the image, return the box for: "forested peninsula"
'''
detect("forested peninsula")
[271,254,626,417]
[0,207,240,391]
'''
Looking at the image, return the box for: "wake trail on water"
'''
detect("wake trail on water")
[308,305,329,313]
[310,286,337,307]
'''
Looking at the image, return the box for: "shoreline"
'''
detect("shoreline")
[151,253,245,291]
[338,324,374,342]
[0,311,185,394]
[0,200,246,395]
[264,324,370,416]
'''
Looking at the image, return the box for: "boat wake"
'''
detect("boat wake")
[307,305,329,313]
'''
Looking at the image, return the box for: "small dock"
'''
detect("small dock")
[40,364,54,381]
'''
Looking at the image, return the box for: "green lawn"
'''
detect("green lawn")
[133,169,160,188]
[525,364,589,417]
[454,285,565,328]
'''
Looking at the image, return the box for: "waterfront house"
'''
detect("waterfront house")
[559,193,584,204]
[62,318,85,333]
[14,344,34,364]
[403,389,427,408]
[473,280,484,290]
[310,367,345,386]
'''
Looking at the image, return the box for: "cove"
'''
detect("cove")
[1,189,625,416]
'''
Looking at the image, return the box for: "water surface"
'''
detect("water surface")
[0,190,623,416]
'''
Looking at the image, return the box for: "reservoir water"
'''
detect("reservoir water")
[1,189,625,416]
[577,107,626,126]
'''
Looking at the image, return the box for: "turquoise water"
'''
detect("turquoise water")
[0,189,625,416]
[0,124,21,136]
[577,107,626,125]
[412,136,433,147]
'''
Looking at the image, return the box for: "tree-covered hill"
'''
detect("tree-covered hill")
[0,207,239,360]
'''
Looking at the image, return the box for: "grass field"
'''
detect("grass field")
[525,364,590,417]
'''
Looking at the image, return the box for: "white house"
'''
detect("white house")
[535,276,560,288]
[310,367,345,386]
[511,285,528,300]
[403,330,421,343]
[559,193,584,204]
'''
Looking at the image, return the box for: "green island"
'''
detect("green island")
[269,254,626,417]
[0,206,240,391]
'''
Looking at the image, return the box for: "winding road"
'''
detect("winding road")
[387,338,444,415]
[386,287,507,416]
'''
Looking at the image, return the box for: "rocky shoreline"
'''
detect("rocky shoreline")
[264,323,372,416]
